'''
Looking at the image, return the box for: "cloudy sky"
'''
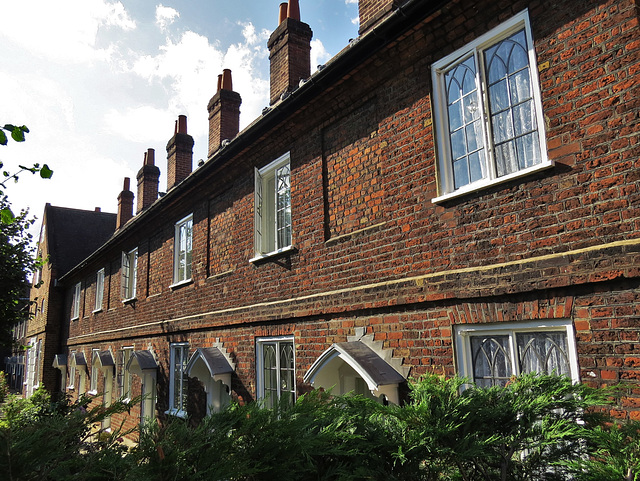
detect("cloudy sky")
[0,0,359,239]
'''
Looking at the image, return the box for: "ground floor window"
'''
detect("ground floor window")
[454,319,579,387]
[168,343,189,417]
[256,337,295,408]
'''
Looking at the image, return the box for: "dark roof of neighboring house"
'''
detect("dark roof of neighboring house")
[44,204,116,278]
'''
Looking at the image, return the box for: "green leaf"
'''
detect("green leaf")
[40,164,53,179]
[11,127,25,142]
[1,207,15,224]
[0,130,7,146]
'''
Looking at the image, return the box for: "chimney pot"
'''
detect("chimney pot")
[217,74,223,92]
[221,69,233,91]
[146,148,155,165]
[94,207,101,212]
[279,3,288,24]
[123,177,130,191]
[177,115,188,134]
[287,0,300,21]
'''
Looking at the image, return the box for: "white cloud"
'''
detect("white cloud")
[311,39,331,72]
[128,23,270,142]
[0,0,135,63]
[104,106,174,143]
[156,5,179,31]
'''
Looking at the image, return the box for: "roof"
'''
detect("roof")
[44,204,116,277]
[304,341,405,390]
[186,347,234,378]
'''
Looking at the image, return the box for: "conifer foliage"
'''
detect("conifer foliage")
[0,374,638,480]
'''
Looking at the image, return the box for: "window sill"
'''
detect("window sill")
[92,308,102,314]
[249,245,296,264]
[122,297,137,305]
[431,160,554,204]
[71,316,79,322]
[88,390,98,396]
[165,408,187,419]
[169,278,193,290]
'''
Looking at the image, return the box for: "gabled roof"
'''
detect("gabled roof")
[304,341,405,390]
[44,204,116,277]
[127,350,158,372]
[186,347,234,378]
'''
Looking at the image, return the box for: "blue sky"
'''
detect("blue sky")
[0,0,358,238]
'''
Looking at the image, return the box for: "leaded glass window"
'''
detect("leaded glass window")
[254,153,292,257]
[258,338,295,408]
[169,343,189,416]
[463,325,576,387]
[174,215,193,284]
[433,11,548,198]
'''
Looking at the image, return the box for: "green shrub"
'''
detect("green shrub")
[1,376,638,480]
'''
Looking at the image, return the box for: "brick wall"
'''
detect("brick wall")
[60,0,639,426]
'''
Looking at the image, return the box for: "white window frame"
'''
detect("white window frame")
[431,10,551,203]
[68,351,76,390]
[71,282,81,320]
[172,214,193,286]
[454,319,580,387]
[94,268,105,312]
[117,347,134,401]
[89,349,100,394]
[121,248,138,301]
[256,336,296,408]
[167,343,189,418]
[251,152,293,262]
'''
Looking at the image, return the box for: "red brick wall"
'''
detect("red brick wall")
[61,0,640,428]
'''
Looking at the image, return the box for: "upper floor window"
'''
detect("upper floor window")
[94,268,105,312]
[454,320,579,388]
[253,153,292,260]
[168,343,189,417]
[173,214,193,285]
[121,248,137,301]
[71,282,81,320]
[431,10,550,202]
[256,336,296,408]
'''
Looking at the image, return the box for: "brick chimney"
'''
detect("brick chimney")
[358,0,397,35]
[166,115,194,190]
[207,69,242,157]
[267,0,312,105]
[116,177,134,229]
[136,148,160,213]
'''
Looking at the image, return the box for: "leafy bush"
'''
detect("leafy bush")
[0,388,138,481]
[1,376,638,480]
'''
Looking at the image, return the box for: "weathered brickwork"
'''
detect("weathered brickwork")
[34,0,640,431]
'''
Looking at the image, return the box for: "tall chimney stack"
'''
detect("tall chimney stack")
[358,0,397,36]
[116,177,134,229]
[267,0,312,105]
[166,115,194,190]
[207,69,242,157]
[136,148,160,213]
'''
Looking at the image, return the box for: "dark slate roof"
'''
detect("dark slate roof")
[128,350,158,371]
[44,204,116,277]
[98,351,115,367]
[186,347,234,377]
[333,341,405,386]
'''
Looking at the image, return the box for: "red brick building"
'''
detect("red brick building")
[26,0,640,431]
